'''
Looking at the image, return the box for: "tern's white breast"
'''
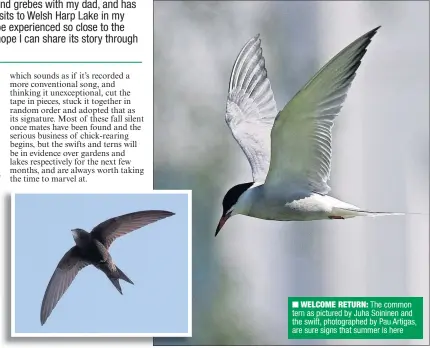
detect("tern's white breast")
[239,186,337,221]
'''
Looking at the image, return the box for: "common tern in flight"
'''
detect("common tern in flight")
[40,210,175,325]
[216,26,403,236]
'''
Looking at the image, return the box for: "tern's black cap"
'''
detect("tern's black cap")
[222,182,253,214]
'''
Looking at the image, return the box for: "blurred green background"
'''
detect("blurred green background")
[153,1,429,345]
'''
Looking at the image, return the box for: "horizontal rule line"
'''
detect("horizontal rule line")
[0,61,142,64]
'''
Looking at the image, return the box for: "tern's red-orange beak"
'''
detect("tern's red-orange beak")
[215,212,231,237]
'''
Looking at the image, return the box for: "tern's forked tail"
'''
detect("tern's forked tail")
[354,210,405,218]
[332,207,406,219]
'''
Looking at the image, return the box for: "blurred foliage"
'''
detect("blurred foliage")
[154,166,258,344]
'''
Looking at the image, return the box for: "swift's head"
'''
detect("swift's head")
[71,228,90,246]
[215,182,253,237]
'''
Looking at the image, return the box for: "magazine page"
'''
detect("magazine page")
[2,0,191,346]
[1,1,429,348]
[153,1,429,347]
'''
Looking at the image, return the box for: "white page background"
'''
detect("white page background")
[1,0,153,346]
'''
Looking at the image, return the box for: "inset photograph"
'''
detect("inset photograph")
[12,192,191,337]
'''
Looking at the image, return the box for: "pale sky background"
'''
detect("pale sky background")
[14,193,189,334]
[154,1,428,345]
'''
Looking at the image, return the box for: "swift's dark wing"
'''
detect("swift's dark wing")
[40,246,89,325]
[90,210,175,249]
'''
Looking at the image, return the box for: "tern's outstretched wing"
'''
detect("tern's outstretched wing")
[91,210,175,249]
[265,26,380,195]
[226,34,278,183]
[40,246,89,325]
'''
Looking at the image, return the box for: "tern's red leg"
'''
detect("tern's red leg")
[329,216,345,220]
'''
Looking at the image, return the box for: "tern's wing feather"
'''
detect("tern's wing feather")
[91,210,175,249]
[40,246,89,325]
[226,34,278,182]
[265,26,380,195]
